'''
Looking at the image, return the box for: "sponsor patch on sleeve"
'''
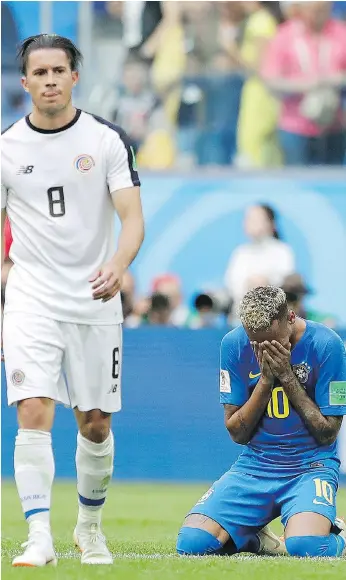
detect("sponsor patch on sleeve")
[329,381,346,405]
[220,370,231,393]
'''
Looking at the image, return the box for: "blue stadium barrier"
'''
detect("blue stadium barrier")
[2,328,346,481]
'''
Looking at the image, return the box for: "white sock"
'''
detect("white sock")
[14,429,54,532]
[76,431,114,527]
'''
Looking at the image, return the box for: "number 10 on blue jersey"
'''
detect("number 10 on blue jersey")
[267,386,290,419]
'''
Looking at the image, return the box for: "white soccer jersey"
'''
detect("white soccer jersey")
[1,109,140,324]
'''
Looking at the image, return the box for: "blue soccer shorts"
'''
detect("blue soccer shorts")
[188,467,338,551]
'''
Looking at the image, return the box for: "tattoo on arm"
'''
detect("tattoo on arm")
[281,372,343,445]
[237,410,248,434]
[224,378,272,445]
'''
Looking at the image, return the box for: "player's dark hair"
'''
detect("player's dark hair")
[17,34,83,75]
[260,204,280,240]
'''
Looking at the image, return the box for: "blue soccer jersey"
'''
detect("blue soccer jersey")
[220,320,346,477]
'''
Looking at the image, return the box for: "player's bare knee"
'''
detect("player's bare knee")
[182,514,229,544]
[78,410,111,443]
[177,516,226,556]
[17,397,54,431]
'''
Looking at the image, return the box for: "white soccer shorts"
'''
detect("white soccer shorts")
[3,312,122,413]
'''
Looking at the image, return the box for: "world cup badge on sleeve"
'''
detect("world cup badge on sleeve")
[220,369,231,393]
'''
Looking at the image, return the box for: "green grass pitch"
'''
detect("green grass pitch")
[2,481,346,579]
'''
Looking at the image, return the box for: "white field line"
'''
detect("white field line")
[2,549,342,563]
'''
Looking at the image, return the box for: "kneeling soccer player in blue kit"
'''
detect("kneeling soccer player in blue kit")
[177,286,346,558]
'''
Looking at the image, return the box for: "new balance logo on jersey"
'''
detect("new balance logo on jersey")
[108,384,118,394]
[17,165,34,175]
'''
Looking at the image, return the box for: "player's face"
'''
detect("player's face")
[22,49,79,116]
[246,313,295,349]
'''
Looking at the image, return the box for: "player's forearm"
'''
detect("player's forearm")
[227,379,273,445]
[112,215,144,271]
[281,371,340,445]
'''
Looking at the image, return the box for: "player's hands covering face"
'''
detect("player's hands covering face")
[251,341,274,386]
[89,260,124,303]
[261,341,292,381]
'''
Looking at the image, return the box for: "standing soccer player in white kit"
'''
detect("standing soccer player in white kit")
[1,34,144,567]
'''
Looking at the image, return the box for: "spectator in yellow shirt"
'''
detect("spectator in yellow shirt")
[222,2,283,167]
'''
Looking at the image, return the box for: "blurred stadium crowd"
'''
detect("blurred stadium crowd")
[89,0,346,168]
[2,1,345,330]
[2,1,346,169]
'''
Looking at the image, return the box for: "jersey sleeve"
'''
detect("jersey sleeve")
[1,184,7,209]
[106,128,141,193]
[220,334,248,406]
[315,332,346,416]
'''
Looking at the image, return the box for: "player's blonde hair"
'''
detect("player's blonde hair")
[238,286,288,332]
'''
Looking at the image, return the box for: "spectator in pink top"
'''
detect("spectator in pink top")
[262,1,346,165]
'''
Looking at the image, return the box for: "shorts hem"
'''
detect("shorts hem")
[72,404,122,413]
[282,509,335,528]
[8,393,67,407]
[8,396,122,414]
